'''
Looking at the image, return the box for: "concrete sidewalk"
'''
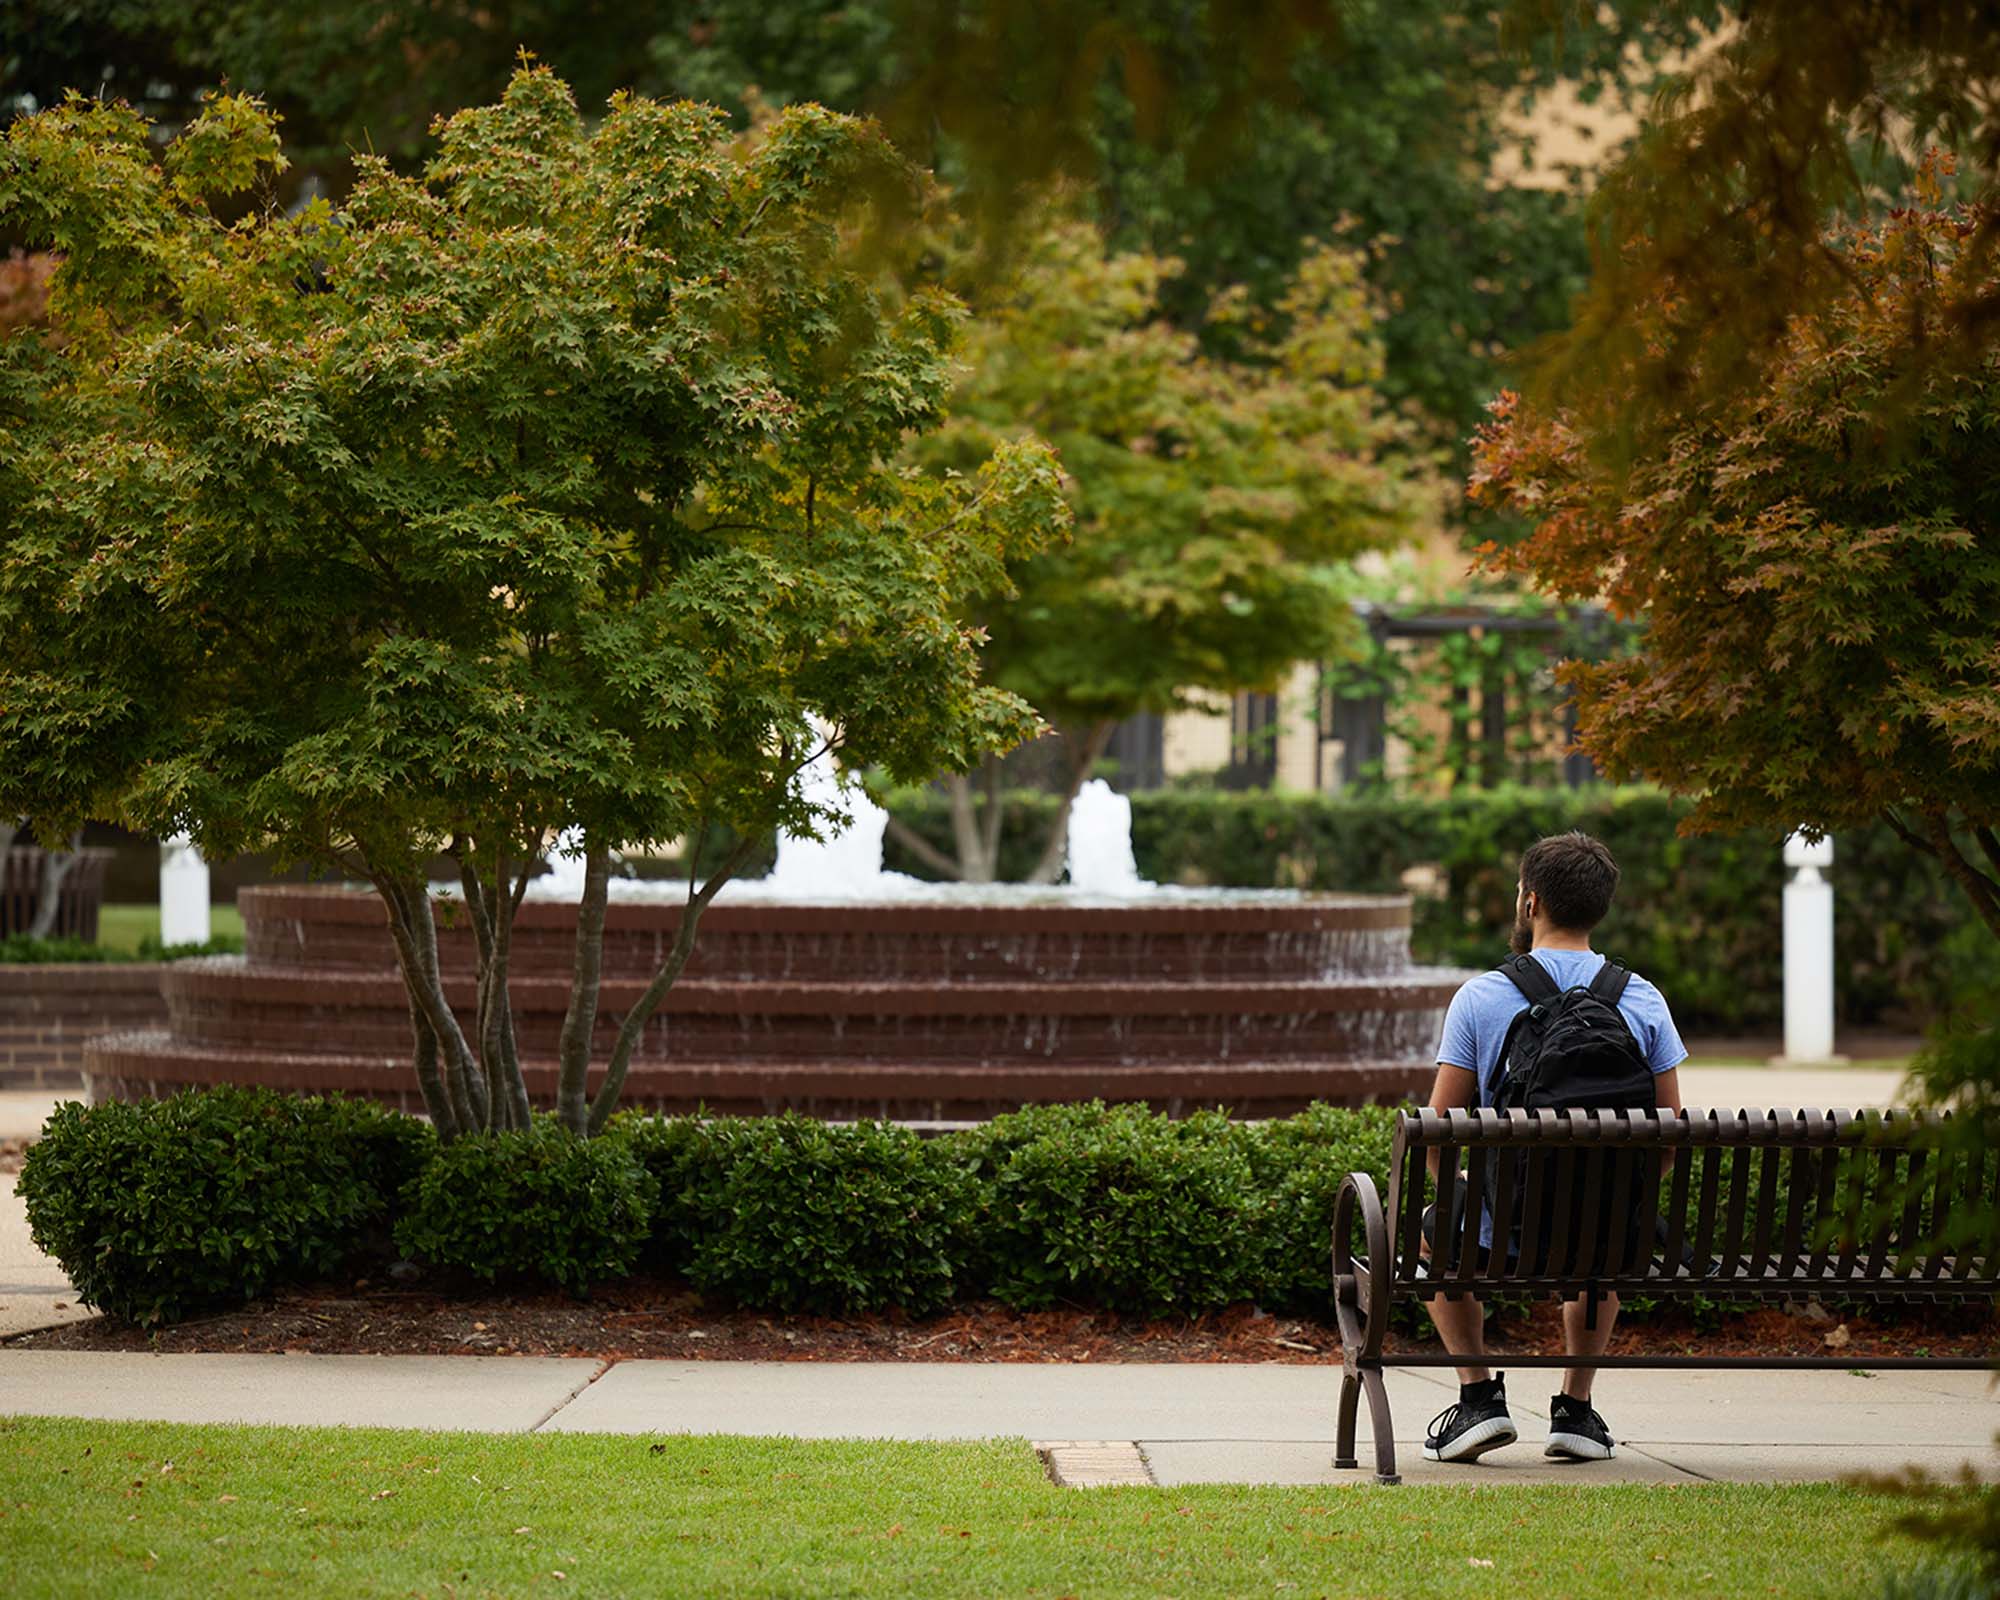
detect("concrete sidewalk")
[0,1351,1992,1487]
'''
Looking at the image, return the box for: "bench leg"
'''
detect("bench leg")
[1334,1370,1361,1470]
[1362,1366,1400,1485]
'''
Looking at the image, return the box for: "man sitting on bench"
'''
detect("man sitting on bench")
[1422,830,1688,1465]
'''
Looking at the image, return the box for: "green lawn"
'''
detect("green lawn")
[94,903,246,957]
[0,1417,1931,1599]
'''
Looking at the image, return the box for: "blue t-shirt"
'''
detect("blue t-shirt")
[1435,949,1687,1249]
[1435,948,1688,1108]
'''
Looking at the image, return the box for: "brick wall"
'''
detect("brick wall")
[0,965,167,1090]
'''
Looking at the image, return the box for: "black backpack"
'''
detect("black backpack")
[1490,954,1656,1116]
[1481,954,1656,1272]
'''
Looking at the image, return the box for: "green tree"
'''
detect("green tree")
[1468,161,2000,944]
[893,218,1428,883]
[0,68,1066,1136]
[647,0,1717,461]
[5,3,1708,458]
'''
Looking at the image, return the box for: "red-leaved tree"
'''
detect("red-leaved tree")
[1470,157,2000,943]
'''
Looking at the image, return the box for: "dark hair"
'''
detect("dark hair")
[1519,830,1620,933]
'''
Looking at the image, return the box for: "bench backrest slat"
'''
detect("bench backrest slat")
[1601,1138,1640,1277]
[1718,1142,1754,1279]
[1864,1146,1900,1280]
[1454,1140,1488,1286]
[1433,1147,1460,1277]
[1487,1116,1520,1273]
[1816,1128,1840,1280]
[1747,1132,1784,1280]
[1517,1131,1550,1276]
[1960,1147,1995,1282]
[1661,1141,1695,1279]
[1828,1128,1868,1283]
[1898,1147,1931,1280]
[1546,1144,1579,1275]
[1923,1146,1961,1282]
[1692,1142,1724,1280]
[1777,1141,1814,1279]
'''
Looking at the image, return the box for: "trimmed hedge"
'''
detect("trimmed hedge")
[394,1117,657,1293]
[30,1085,1984,1328]
[619,1112,975,1316]
[879,785,2000,1029]
[19,1088,432,1326]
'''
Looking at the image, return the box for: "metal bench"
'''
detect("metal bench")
[1332,1107,1999,1483]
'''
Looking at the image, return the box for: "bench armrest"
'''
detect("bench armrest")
[1332,1170,1390,1363]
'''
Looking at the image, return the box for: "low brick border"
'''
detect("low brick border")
[0,965,167,1090]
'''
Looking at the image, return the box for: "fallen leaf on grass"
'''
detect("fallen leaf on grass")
[1469,1557,1494,1568]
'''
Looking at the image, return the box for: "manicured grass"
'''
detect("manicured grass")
[94,903,245,958]
[0,1417,1925,1599]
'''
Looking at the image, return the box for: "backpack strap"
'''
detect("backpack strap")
[1495,953,1560,1003]
[1588,958,1633,1005]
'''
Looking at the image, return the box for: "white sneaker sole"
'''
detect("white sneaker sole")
[1422,1417,1519,1463]
[1544,1431,1615,1461]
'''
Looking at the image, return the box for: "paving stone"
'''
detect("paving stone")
[1036,1440,1154,1487]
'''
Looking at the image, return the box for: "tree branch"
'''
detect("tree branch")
[1915,809,2000,943]
[555,838,613,1136]
[884,811,964,881]
[587,832,760,1135]
[1882,807,1939,859]
[1973,824,2000,885]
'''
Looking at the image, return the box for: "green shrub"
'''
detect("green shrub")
[959,1102,1275,1317]
[1240,1104,1398,1316]
[18,1087,424,1326]
[137,932,247,961]
[395,1118,657,1294]
[616,1112,975,1316]
[880,784,2000,1028]
[0,934,113,963]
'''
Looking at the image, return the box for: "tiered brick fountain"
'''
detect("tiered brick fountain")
[84,884,1459,1118]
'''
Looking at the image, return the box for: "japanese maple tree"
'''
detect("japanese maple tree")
[1470,159,2000,942]
[0,68,1065,1135]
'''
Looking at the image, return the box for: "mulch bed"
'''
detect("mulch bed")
[9,1271,1994,1365]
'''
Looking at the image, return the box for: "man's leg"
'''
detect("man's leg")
[1421,1290,1517,1462]
[1545,1292,1621,1461]
[1428,1293,1491,1388]
[1559,1291,1620,1400]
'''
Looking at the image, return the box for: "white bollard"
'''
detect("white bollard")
[1780,831,1836,1063]
[159,832,211,948]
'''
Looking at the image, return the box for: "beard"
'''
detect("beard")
[1509,901,1534,955]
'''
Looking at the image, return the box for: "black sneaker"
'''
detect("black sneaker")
[1421,1375,1518,1463]
[1545,1393,1616,1461]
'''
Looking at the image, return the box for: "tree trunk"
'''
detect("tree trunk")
[375,872,488,1137]
[24,829,83,940]
[948,770,994,882]
[1025,720,1117,886]
[555,840,613,1136]
[587,833,761,1134]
